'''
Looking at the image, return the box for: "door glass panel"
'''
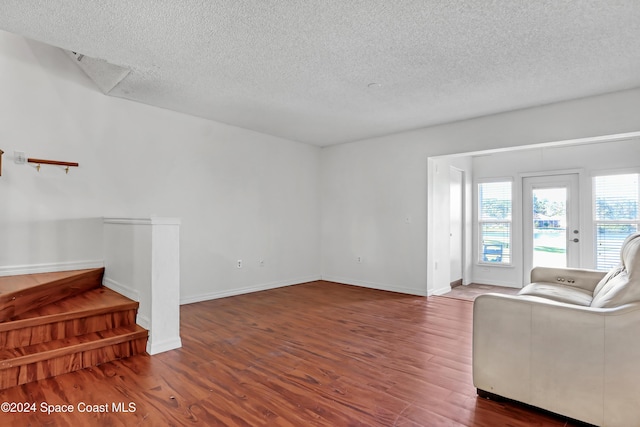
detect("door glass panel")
[532,187,567,268]
[523,173,579,284]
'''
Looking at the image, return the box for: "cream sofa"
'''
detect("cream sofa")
[473,232,640,427]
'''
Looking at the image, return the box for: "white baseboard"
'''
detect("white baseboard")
[0,260,104,277]
[428,285,452,296]
[180,275,322,305]
[147,337,182,355]
[136,314,151,330]
[103,277,140,302]
[321,275,427,296]
[470,279,522,288]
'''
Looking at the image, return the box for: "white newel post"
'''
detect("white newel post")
[149,218,182,354]
[103,217,182,355]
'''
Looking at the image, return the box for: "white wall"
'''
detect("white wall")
[320,141,429,294]
[471,138,640,287]
[0,218,104,275]
[321,89,640,295]
[0,32,106,274]
[3,30,640,300]
[0,31,321,301]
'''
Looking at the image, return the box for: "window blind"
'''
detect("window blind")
[478,181,512,264]
[479,181,512,220]
[594,173,639,270]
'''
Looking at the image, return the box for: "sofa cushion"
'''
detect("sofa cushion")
[592,265,624,297]
[518,283,593,306]
[591,233,640,308]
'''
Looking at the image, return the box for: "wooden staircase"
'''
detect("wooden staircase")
[0,268,147,390]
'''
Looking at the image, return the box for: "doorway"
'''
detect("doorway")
[522,173,580,281]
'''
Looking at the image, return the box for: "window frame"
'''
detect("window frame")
[477,178,513,266]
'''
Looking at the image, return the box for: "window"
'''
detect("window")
[594,173,640,270]
[478,181,512,264]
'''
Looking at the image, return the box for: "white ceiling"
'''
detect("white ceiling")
[2,1,640,146]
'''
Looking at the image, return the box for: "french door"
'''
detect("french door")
[523,174,580,282]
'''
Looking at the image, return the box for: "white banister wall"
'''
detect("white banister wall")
[103,217,181,355]
[0,218,104,276]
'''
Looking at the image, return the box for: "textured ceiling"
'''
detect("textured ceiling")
[1,1,640,146]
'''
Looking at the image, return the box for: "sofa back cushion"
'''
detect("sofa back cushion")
[591,233,640,308]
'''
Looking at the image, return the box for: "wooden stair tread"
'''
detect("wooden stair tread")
[0,269,101,293]
[0,325,147,369]
[0,286,138,332]
[0,268,105,322]
[0,268,148,389]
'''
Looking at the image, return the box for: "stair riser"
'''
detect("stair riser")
[0,269,148,390]
[0,338,147,390]
[0,309,137,350]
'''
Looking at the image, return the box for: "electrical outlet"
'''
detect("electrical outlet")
[357,256,362,263]
[236,259,243,269]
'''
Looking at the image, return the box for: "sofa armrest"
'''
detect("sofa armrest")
[530,266,606,292]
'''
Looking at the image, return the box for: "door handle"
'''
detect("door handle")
[572,238,579,243]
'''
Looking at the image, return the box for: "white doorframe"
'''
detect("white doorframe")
[449,167,464,286]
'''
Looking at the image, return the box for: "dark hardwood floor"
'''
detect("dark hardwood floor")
[0,281,581,426]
